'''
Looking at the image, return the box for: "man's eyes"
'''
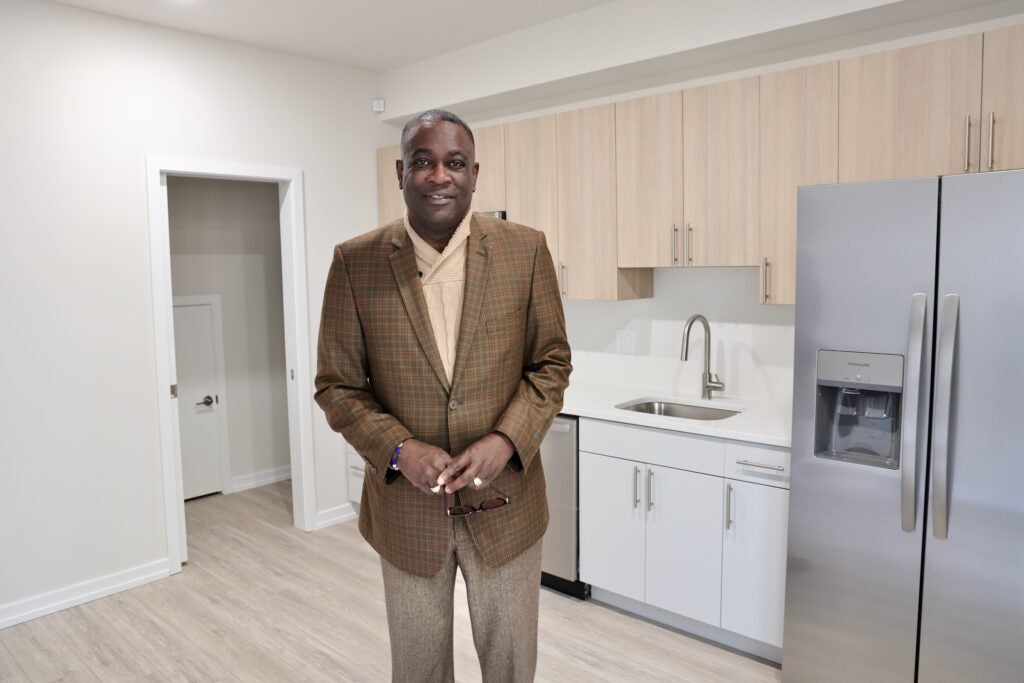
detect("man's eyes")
[411,158,466,170]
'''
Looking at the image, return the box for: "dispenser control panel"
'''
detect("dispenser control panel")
[814,350,904,469]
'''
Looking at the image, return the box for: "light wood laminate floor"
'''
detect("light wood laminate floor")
[0,481,781,682]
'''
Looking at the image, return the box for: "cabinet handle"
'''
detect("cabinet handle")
[963,114,971,172]
[762,257,771,303]
[646,468,654,511]
[735,459,785,472]
[725,482,734,530]
[987,111,995,171]
[349,465,364,473]
[671,224,679,265]
[558,260,567,296]
[632,466,640,509]
[686,224,694,264]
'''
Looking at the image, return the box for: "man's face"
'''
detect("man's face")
[398,120,478,234]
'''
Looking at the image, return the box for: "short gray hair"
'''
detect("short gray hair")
[400,110,475,155]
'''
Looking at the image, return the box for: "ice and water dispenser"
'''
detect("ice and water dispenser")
[814,350,904,469]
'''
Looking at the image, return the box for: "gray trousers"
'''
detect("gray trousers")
[380,519,543,683]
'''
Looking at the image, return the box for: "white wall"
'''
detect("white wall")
[564,268,795,403]
[169,177,290,486]
[0,0,391,618]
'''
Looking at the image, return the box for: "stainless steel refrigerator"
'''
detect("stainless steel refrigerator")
[783,170,1024,682]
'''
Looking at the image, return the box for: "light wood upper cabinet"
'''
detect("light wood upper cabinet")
[683,76,760,267]
[839,34,983,182]
[376,144,404,225]
[615,92,684,268]
[504,115,560,280]
[556,104,652,300]
[981,24,1024,172]
[471,124,506,213]
[759,63,839,305]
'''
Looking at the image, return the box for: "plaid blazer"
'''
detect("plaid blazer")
[314,214,572,577]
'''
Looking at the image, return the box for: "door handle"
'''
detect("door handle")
[646,468,654,511]
[632,466,640,509]
[987,112,995,171]
[725,482,734,530]
[901,293,927,532]
[196,395,214,407]
[735,459,785,471]
[931,294,959,540]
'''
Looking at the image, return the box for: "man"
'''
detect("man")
[314,109,572,682]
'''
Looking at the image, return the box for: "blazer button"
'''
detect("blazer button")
[448,399,459,411]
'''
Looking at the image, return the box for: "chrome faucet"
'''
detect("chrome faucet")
[681,314,725,400]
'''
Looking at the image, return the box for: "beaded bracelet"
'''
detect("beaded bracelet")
[389,439,406,471]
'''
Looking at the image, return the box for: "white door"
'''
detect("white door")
[173,302,225,499]
[645,465,724,626]
[579,451,645,601]
[721,479,789,647]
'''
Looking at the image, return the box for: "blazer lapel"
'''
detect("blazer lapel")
[451,216,489,389]
[389,225,451,392]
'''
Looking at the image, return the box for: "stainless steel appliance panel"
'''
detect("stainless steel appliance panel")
[539,415,578,581]
[783,179,938,682]
[917,169,1024,682]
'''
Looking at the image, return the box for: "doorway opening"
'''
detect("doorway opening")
[146,158,316,574]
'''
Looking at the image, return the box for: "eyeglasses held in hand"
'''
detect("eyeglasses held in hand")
[447,485,510,517]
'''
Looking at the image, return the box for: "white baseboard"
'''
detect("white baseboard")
[0,559,169,630]
[590,587,783,664]
[228,465,291,493]
[314,503,357,530]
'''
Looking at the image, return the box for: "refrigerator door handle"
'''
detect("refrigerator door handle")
[931,294,960,540]
[901,293,928,532]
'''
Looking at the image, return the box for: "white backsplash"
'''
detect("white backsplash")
[563,267,795,403]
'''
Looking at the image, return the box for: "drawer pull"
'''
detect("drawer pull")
[735,459,785,472]
[349,465,365,473]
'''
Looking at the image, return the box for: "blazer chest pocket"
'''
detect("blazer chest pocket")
[485,308,523,334]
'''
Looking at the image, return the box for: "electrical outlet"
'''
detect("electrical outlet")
[614,329,636,354]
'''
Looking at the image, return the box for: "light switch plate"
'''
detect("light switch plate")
[614,329,636,354]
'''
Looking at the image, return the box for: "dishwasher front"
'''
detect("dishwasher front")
[539,415,589,599]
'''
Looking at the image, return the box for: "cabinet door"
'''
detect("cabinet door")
[376,144,405,225]
[644,465,724,626]
[721,480,789,647]
[981,24,1024,172]
[556,105,652,300]
[615,92,683,268]
[759,63,838,305]
[683,77,760,267]
[504,115,560,287]
[472,124,506,212]
[579,451,644,601]
[839,34,983,182]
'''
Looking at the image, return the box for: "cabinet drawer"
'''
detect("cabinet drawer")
[580,418,724,477]
[724,441,790,489]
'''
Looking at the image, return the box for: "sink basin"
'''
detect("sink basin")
[615,398,739,421]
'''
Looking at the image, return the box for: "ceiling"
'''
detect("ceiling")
[46,0,618,72]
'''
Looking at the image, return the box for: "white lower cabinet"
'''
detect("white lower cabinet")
[579,451,725,626]
[578,418,790,648]
[578,451,645,601]
[644,464,723,625]
[721,479,789,647]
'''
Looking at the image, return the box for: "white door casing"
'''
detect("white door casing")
[147,157,316,574]
[173,297,230,500]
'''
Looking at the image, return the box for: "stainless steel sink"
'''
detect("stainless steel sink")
[615,398,739,421]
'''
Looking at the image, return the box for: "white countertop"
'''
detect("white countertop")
[562,379,792,448]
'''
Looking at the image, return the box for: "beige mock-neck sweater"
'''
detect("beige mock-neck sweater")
[404,211,473,383]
